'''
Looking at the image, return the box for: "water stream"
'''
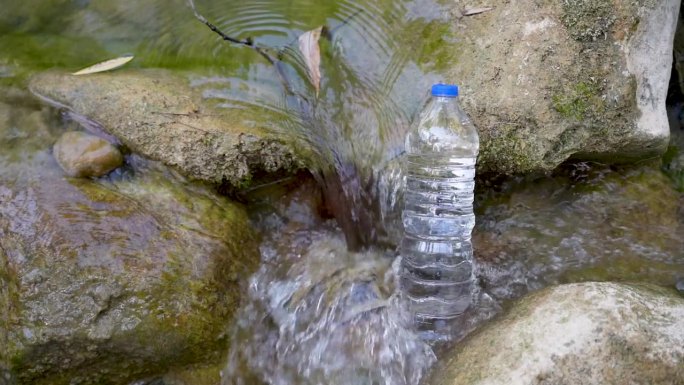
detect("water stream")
[1,1,684,384]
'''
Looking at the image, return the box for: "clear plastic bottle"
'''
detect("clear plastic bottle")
[400,83,479,340]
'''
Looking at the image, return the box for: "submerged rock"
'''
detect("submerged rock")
[473,164,684,300]
[445,0,680,172]
[428,282,684,385]
[29,69,303,187]
[0,101,259,384]
[53,131,123,177]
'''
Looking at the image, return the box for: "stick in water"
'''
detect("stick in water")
[186,0,295,94]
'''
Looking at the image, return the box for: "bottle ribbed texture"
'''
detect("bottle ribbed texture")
[400,91,479,339]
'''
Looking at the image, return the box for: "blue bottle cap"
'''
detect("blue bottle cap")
[431,83,459,97]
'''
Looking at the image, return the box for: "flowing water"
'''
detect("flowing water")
[1,1,684,384]
[3,0,455,249]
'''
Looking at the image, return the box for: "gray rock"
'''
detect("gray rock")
[53,131,123,177]
[0,101,259,384]
[446,0,680,173]
[428,282,684,385]
[29,70,303,187]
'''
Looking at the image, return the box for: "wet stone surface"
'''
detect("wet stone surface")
[473,163,684,301]
[428,282,684,385]
[53,131,123,177]
[0,99,259,384]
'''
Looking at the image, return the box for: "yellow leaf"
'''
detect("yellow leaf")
[463,7,494,16]
[72,55,134,76]
[298,27,322,94]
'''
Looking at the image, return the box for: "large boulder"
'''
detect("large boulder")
[29,70,303,187]
[428,282,684,385]
[0,100,259,384]
[447,0,680,173]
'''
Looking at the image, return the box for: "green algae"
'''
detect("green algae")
[161,362,223,385]
[552,81,604,120]
[0,244,19,381]
[662,145,684,191]
[410,20,462,73]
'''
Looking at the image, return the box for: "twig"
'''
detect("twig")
[187,0,295,94]
[329,8,364,36]
[188,0,275,64]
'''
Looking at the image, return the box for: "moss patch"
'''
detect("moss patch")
[552,81,604,120]
[0,243,19,379]
[662,145,684,191]
[478,123,544,174]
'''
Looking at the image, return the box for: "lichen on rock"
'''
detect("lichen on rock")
[444,0,678,173]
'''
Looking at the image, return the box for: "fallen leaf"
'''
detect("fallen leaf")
[72,55,134,76]
[463,7,494,16]
[298,27,323,94]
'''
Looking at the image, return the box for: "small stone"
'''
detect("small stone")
[53,131,123,177]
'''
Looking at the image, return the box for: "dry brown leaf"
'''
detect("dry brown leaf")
[298,26,323,94]
[464,7,494,16]
[72,55,134,76]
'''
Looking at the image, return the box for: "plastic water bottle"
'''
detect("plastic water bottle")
[400,83,479,340]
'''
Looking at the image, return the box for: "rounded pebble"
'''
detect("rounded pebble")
[53,131,123,177]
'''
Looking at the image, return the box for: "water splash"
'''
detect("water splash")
[223,228,436,385]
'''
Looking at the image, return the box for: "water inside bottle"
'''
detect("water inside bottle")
[400,126,477,340]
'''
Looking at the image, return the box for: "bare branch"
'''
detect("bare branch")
[329,8,364,36]
[187,0,276,65]
[187,0,298,94]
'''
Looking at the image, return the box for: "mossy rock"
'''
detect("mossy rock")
[29,69,305,188]
[0,100,259,384]
[442,0,678,173]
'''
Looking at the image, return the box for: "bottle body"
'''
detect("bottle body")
[400,89,479,338]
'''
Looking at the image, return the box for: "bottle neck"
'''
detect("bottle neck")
[433,95,458,103]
